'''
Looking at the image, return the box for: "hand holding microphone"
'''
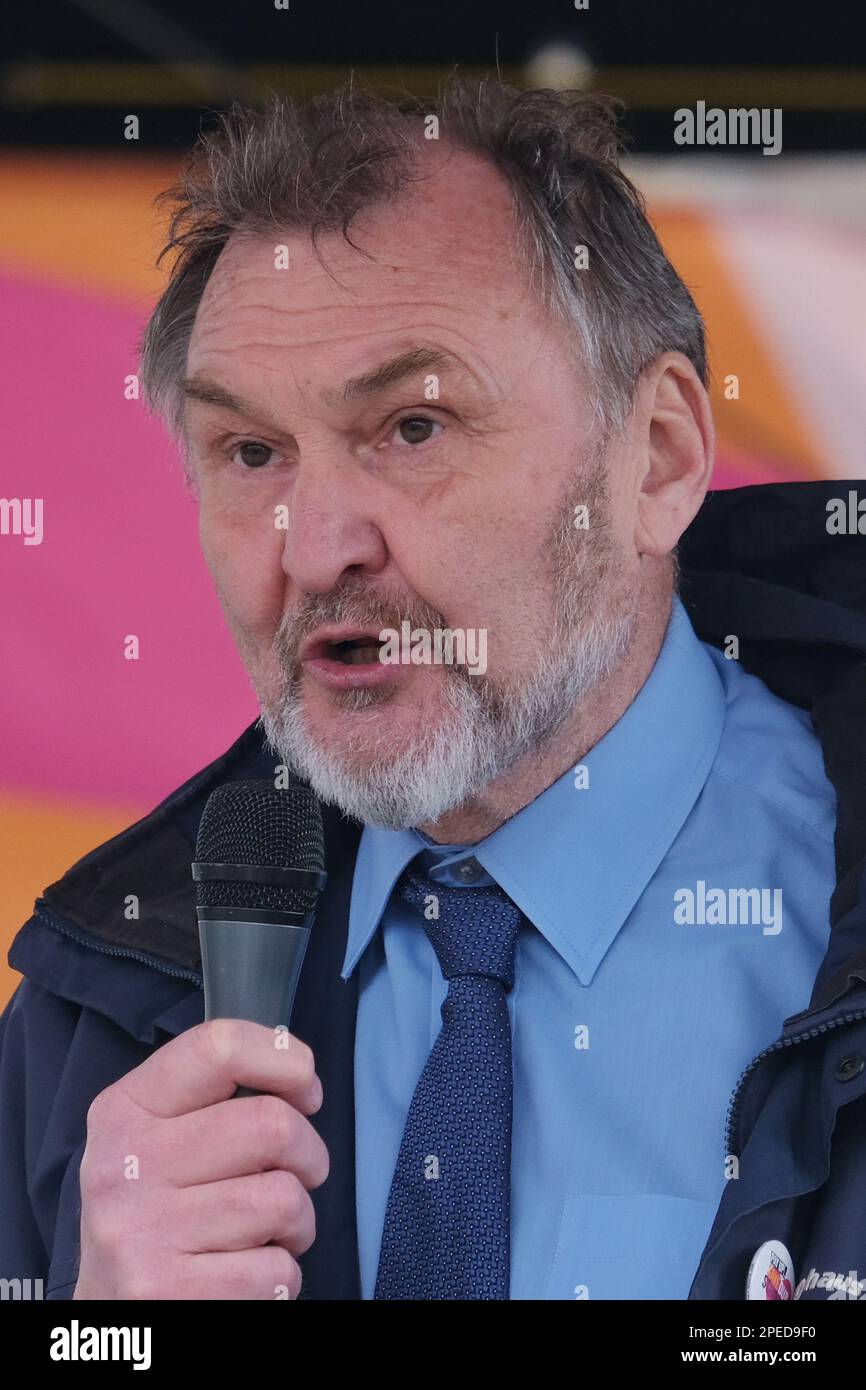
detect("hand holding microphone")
[73,779,330,1301]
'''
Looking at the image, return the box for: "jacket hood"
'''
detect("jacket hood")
[10,480,866,1028]
[678,481,866,1001]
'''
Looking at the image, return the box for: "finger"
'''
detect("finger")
[144,1094,330,1189]
[175,1247,302,1300]
[105,1019,322,1120]
[168,1170,316,1256]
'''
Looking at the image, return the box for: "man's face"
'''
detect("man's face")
[183,145,641,828]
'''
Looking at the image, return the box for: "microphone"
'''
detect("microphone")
[192,778,326,1096]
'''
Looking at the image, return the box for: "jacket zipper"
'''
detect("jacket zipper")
[724,1006,866,1157]
[35,902,203,987]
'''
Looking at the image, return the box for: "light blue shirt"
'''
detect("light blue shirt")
[343,597,837,1299]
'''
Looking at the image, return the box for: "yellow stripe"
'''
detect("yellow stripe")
[3,63,864,108]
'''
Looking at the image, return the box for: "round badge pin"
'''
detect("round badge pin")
[746,1240,795,1300]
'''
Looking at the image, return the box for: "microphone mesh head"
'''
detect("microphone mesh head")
[194,779,324,914]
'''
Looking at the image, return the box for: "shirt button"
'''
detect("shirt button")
[455,857,483,883]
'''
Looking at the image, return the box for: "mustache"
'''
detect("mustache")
[273,583,449,672]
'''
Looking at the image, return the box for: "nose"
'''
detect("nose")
[279,451,388,593]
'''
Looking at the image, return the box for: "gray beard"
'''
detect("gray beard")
[258,460,639,829]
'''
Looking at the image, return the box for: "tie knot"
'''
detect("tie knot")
[399,864,523,991]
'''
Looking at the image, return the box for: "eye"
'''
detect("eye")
[228,440,279,469]
[387,414,443,447]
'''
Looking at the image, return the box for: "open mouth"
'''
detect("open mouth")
[302,628,386,667]
[325,637,383,666]
[299,625,409,690]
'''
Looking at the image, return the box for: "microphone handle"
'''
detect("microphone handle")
[197,914,313,1098]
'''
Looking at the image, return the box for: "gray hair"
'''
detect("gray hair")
[139,73,707,446]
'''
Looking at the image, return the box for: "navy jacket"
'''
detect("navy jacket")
[3,481,866,1301]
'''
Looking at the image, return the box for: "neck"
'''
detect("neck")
[419,582,673,845]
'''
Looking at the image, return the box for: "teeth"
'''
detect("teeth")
[343,644,381,665]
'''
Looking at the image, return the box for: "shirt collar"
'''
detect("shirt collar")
[341,597,726,984]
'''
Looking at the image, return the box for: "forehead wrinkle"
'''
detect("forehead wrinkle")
[197,232,526,335]
[189,310,515,411]
[194,276,506,331]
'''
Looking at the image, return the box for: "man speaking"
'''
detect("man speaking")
[2,76,865,1301]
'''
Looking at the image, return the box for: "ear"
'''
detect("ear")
[634,352,714,558]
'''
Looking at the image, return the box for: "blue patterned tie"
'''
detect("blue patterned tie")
[373,860,524,1300]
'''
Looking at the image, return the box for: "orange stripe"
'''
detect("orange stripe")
[0,152,178,301]
[652,207,826,476]
[0,792,145,1009]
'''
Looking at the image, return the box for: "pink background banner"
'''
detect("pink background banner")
[2,151,864,1004]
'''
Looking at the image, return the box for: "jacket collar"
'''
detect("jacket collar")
[37,720,283,975]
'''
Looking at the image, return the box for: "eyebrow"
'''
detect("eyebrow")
[181,377,261,418]
[325,346,470,405]
[181,345,479,428]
